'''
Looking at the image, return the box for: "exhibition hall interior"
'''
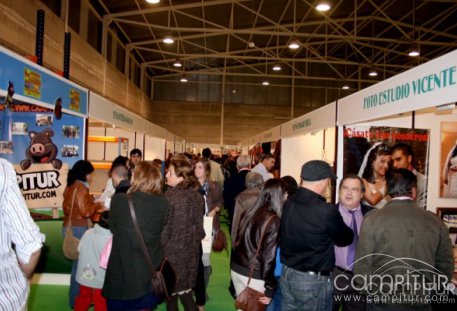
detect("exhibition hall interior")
[0,0,457,310]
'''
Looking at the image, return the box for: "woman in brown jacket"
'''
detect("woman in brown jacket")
[62,160,104,308]
[163,156,205,311]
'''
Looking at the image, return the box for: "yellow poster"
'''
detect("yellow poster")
[70,89,80,111]
[24,68,42,99]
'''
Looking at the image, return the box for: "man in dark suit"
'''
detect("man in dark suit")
[333,174,374,311]
[223,154,251,234]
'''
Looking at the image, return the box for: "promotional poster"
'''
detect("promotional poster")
[0,100,84,208]
[343,126,429,209]
[0,47,87,209]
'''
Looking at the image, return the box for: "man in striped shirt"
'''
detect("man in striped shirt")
[0,158,44,311]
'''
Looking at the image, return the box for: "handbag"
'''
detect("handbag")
[235,215,278,311]
[127,194,177,301]
[62,189,80,260]
[212,228,228,252]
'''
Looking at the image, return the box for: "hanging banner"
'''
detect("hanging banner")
[343,126,429,209]
[0,46,88,117]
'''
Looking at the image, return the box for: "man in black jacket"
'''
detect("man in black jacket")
[223,154,251,234]
[280,160,353,311]
[333,174,374,311]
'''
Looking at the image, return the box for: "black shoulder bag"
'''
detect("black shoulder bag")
[127,194,177,301]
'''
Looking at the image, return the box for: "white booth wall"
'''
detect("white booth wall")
[281,128,336,182]
[144,135,165,161]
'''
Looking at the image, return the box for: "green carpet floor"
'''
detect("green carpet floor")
[29,225,235,311]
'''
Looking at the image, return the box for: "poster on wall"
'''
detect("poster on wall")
[343,126,429,209]
[0,46,88,209]
[0,99,84,208]
[440,122,457,198]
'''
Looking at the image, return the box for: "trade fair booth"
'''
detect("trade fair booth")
[280,103,337,186]
[336,49,457,214]
[88,92,145,193]
[0,45,89,277]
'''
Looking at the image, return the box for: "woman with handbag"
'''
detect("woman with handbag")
[102,161,170,311]
[62,160,105,308]
[162,156,206,311]
[194,158,224,311]
[231,179,286,311]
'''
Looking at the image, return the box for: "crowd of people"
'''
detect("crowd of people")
[1,145,456,311]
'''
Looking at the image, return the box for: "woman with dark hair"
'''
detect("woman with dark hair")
[280,175,298,197]
[162,156,205,311]
[358,142,391,208]
[62,160,105,308]
[102,161,170,311]
[231,178,286,308]
[194,158,223,310]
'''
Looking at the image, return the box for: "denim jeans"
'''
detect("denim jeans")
[62,226,88,308]
[280,265,333,311]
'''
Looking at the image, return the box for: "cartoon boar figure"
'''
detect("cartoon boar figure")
[20,128,62,170]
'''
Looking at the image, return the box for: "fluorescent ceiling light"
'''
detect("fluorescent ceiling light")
[408,48,420,57]
[342,85,350,90]
[316,2,331,12]
[173,59,182,67]
[262,81,270,86]
[146,0,160,3]
[368,70,378,77]
[180,76,188,82]
[162,36,174,44]
[272,63,282,71]
[288,39,300,49]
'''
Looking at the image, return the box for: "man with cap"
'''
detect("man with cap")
[280,160,354,311]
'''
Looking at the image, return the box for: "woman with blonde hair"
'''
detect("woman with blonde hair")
[102,161,170,311]
[163,156,205,311]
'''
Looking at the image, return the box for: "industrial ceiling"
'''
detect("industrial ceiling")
[94,0,457,91]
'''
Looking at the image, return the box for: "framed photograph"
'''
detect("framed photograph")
[440,122,457,198]
[36,114,53,126]
[436,208,457,235]
[11,122,28,135]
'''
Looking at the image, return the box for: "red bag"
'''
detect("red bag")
[235,286,265,311]
[212,229,228,252]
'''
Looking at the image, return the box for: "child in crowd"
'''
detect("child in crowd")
[74,211,112,311]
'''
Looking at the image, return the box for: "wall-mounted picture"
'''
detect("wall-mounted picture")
[0,141,13,154]
[62,125,80,138]
[11,122,28,135]
[440,122,457,198]
[436,208,457,239]
[343,126,430,209]
[61,145,79,157]
[36,114,53,126]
